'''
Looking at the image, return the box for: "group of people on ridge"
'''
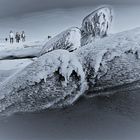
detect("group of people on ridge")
[6,31,26,44]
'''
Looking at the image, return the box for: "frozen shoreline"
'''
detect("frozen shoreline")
[0,88,140,140]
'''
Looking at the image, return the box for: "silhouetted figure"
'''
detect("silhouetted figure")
[48,36,51,39]
[5,38,8,42]
[15,32,20,43]
[21,31,26,42]
[9,31,14,44]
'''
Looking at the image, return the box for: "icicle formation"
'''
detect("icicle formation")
[81,6,113,38]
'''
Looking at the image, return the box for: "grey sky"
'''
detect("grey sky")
[0,0,140,18]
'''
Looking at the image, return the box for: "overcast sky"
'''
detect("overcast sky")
[0,0,140,18]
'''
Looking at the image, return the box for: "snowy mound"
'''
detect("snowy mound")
[0,50,87,115]
[77,27,140,96]
[81,6,113,45]
[40,27,81,56]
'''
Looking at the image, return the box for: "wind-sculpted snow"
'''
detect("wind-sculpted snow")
[81,6,113,46]
[40,27,81,56]
[0,50,87,115]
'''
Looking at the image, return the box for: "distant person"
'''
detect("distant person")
[21,31,26,42]
[5,38,8,42]
[9,31,14,44]
[15,32,20,43]
[48,36,51,39]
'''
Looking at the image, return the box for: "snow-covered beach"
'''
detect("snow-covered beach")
[0,4,140,140]
[0,5,140,114]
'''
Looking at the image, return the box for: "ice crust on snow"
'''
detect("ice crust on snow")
[0,6,113,60]
[81,6,113,46]
[40,27,81,56]
[81,7,113,37]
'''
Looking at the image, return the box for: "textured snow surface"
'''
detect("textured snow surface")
[0,50,87,114]
[81,6,113,46]
[0,27,81,60]
[77,27,140,95]
[1,5,140,115]
[81,6,113,37]
[0,43,42,60]
[40,27,81,56]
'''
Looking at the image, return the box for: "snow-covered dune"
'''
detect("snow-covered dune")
[1,27,140,115]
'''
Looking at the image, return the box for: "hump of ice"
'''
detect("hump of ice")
[77,27,140,96]
[81,6,113,38]
[0,50,87,115]
[40,27,81,56]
